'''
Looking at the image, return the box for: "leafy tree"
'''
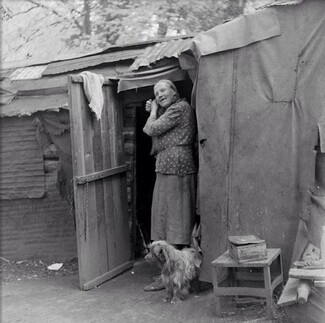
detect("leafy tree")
[2,0,266,62]
[65,0,249,48]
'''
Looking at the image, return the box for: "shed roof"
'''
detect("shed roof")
[0,35,194,117]
[43,49,144,76]
[2,35,194,72]
[129,37,194,71]
[260,0,304,7]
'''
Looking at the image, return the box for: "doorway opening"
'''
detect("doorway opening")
[134,78,194,256]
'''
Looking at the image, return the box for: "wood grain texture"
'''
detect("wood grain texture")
[68,75,131,290]
[277,278,299,306]
[289,268,325,281]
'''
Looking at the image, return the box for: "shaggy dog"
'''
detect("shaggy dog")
[145,240,198,304]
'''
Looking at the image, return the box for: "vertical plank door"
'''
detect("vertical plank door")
[68,74,133,290]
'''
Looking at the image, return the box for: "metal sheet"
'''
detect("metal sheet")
[10,65,47,80]
[0,116,45,199]
[43,49,144,76]
[129,38,193,71]
[0,93,68,117]
[0,168,77,261]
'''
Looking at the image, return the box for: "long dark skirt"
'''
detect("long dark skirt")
[151,173,196,245]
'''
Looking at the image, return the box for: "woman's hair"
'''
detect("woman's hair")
[155,79,180,101]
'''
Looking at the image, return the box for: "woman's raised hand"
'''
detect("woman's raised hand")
[145,99,153,112]
[145,99,158,113]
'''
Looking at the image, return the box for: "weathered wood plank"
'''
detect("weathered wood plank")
[234,272,264,281]
[70,74,113,85]
[102,85,119,270]
[69,76,108,288]
[213,286,267,297]
[69,77,88,288]
[212,249,281,267]
[12,75,67,92]
[75,165,128,184]
[112,174,130,263]
[69,75,131,290]
[110,85,131,264]
[314,280,325,287]
[44,49,143,76]
[289,268,325,281]
[277,278,299,306]
[18,86,67,97]
[92,114,110,279]
[290,220,309,264]
[82,261,134,291]
[81,92,110,286]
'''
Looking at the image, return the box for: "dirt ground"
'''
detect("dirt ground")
[1,257,289,323]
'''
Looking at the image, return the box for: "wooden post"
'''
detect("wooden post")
[321,226,325,260]
[263,265,273,320]
[211,266,222,316]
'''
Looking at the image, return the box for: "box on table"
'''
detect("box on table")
[228,235,267,263]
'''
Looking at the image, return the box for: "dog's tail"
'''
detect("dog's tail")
[191,223,202,268]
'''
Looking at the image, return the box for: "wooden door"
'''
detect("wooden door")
[68,74,133,290]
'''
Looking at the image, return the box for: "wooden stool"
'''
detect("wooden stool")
[211,248,283,319]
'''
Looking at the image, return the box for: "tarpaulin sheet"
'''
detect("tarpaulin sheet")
[306,188,325,249]
[0,80,17,105]
[0,93,68,117]
[35,110,73,202]
[182,7,281,61]
[180,0,325,282]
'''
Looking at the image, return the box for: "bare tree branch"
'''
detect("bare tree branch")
[26,0,83,31]
[48,21,62,28]
[11,5,38,17]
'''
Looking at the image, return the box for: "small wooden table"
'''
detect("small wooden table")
[211,248,283,319]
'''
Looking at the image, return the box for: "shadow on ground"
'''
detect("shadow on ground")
[1,258,288,323]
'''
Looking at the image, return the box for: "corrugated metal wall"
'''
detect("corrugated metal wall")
[0,117,45,199]
[0,116,77,261]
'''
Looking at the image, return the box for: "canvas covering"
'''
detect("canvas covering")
[180,0,325,281]
[117,65,188,92]
[35,110,73,201]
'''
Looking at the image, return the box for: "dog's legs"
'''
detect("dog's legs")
[181,285,189,295]
[163,285,173,303]
[170,286,183,304]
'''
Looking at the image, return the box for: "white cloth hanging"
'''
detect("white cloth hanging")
[79,71,105,120]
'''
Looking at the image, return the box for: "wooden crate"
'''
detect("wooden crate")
[228,235,267,263]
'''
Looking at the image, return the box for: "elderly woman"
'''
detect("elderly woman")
[143,80,197,291]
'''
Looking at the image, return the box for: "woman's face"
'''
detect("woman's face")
[154,82,176,108]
